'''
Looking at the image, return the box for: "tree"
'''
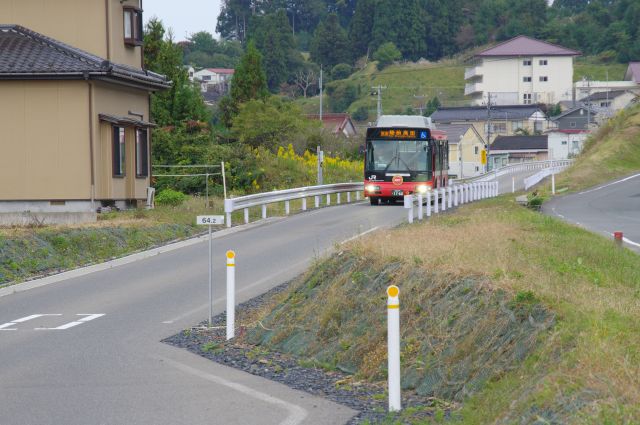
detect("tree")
[373,42,402,70]
[349,0,375,59]
[294,65,318,98]
[231,96,320,150]
[310,13,351,69]
[220,40,269,127]
[423,96,441,117]
[331,63,352,80]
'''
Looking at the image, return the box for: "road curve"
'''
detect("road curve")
[543,173,640,252]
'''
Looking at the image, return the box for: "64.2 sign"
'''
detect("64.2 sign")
[196,215,225,226]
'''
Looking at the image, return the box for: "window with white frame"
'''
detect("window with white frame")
[570,121,576,128]
[523,59,532,66]
[474,146,479,155]
[539,59,548,65]
[539,76,548,82]
[523,93,532,104]
[512,121,524,131]
[523,76,532,82]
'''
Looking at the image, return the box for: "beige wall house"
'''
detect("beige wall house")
[437,124,486,178]
[0,1,169,224]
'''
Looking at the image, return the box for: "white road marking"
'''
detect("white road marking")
[340,226,380,245]
[623,236,640,248]
[163,357,308,425]
[577,173,640,195]
[0,314,62,331]
[35,314,105,330]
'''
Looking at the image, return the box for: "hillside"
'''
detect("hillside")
[296,58,628,121]
[237,196,640,423]
[556,104,640,191]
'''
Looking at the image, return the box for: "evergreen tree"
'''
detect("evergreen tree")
[310,13,351,68]
[220,40,269,127]
[349,0,375,59]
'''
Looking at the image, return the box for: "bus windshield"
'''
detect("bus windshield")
[366,139,429,173]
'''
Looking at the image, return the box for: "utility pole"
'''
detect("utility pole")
[485,92,492,172]
[372,85,387,120]
[319,65,323,121]
[586,77,591,129]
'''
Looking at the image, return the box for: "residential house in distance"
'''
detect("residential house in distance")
[489,135,548,167]
[308,113,358,138]
[552,106,599,130]
[194,68,235,85]
[546,129,589,160]
[579,90,637,118]
[431,105,548,144]
[436,124,485,178]
[465,35,580,106]
[0,1,170,225]
[573,62,640,101]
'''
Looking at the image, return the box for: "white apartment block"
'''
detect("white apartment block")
[465,35,580,106]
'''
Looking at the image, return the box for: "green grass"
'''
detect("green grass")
[246,196,640,423]
[574,57,628,82]
[554,104,640,192]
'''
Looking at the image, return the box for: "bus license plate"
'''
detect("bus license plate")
[392,190,403,196]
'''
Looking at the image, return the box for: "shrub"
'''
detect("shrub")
[373,42,401,70]
[156,189,187,206]
[331,63,353,80]
[352,106,369,121]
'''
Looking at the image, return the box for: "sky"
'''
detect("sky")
[144,0,223,41]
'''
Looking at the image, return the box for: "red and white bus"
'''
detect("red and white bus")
[364,116,448,205]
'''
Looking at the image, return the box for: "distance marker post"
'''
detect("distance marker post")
[196,215,225,328]
[387,285,401,412]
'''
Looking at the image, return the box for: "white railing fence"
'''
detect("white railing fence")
[223,182,363,227]
[523,165,567,190]
[404,181,499,224]
[455,159,574,184]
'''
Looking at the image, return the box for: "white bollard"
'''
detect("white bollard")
[326,194,331,206]
[512,176,515,193]
[285,200,290,215]
[302,197,307,211]
[417,193,423,220]
[347,192,351,203]
[337,193,341,204]
[261,204,267,219]
[552,172,556,195]
[356,191,361,201]
[315,196,320,208]
[426,191,432,217]
[226,250,236,340]
[226,212,232,228]
[453,185,458,206]
[404,195,414,223]
[447,186,453,208]
[495,181,499,197]
[441,188,446,211]
[387,285,401,412]
[244,208,249,224]
[434,189,439,213]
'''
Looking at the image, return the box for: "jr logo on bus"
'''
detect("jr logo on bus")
[392,175,403,186]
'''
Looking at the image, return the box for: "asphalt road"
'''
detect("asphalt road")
[543,173,640,252]
[0,170,537,425]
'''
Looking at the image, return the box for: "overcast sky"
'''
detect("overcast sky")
[144,0,223,41]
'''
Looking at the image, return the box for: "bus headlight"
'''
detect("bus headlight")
[416,185,429,194]
[366,184,380,192]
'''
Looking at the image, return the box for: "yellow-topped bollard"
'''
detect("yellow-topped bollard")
[386,285,401,412]
[226,250,236,340]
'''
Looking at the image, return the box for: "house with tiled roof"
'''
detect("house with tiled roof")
[489,135,548,165]
[465,35,580,106]
[436,124,486,178]
[307,113,357,138]
[0,1,170,225]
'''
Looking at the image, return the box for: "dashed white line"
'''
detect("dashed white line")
[0,314,62,331]
[35,314,105,330]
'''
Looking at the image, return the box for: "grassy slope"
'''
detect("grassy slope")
[555,104,640,192]
[249,197,640,423]
[297,57,627,119]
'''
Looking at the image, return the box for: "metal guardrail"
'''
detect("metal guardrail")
[223,182,364,227]
[455,159,574,183]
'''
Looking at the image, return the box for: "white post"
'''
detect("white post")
[404,195,413,224]
[454,185,459,206]
[441,188,446,211]
[426,191,432,217]
[417,193,423,220]
[326,194,331,206]
[356,191,361,201]
[495,181,499,197]
[226,250,235,340]
[244,208,249,224]
[302,197,307,211]
[208,225,213,327]
[315,196,320,208]
[552,172,556,195]
[512,177,515,193]
[447,186,452,208]
[337,193,341,204]
[434,190,439,213]
[347,192,351,203]
[387,285,401,412]
[285,200,290,215]
[261,204,267,219]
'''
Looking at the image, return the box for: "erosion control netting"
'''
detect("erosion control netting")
[247,252,555,402]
